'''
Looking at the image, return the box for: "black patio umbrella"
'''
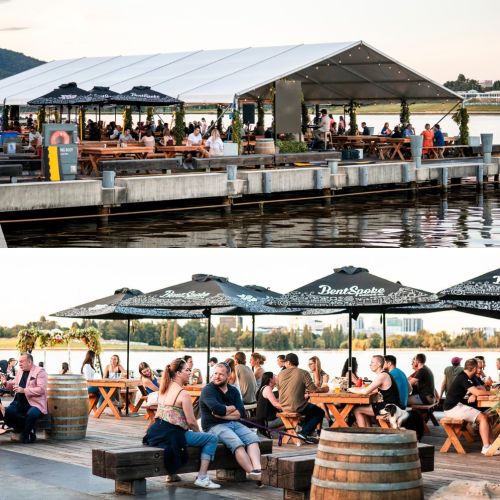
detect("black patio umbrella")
[28,82,103,124]
[88,87,120,141]
[120,274,309,382]
[105,86,183,133]
[268,266,438,387]
[439,268,500,300]
[52,287,205,414]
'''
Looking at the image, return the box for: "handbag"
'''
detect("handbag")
[146,391,159,406]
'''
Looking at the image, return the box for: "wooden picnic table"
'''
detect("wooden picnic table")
[156,145,209,158]
[478,395,500,456]
[87,378,143,419]
[79,146,155,176]
[308,390,379,427]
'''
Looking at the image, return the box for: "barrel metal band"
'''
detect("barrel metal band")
[47,381,87,385]
[47,396,89,400]
[314,458,421,471]
[318,444,417,457]
[48,387,87,391]
[320,431,415,444]
[52,416,89,420]
[311,477,423,491]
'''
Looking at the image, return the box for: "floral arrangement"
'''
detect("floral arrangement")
[37,106,46,133]
[53,109,60,123]
[231,108,242,154]
[452,106,470,145]
[2,106,10,131]
[175,104,185,146]
[78,106,86,140]
[16,327,102,354]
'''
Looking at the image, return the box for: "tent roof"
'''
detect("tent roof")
[1,41,462,105]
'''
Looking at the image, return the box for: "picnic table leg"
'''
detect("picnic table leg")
[89,154,100,177]
[486,412,500,456]
[325,403,353,428]
[94,387,121,419]
[440,422,466,454]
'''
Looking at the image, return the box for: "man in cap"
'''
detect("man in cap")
[439,357,464,401]
[276,353,328,442]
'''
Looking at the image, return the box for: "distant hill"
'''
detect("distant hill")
[0,48,45,80]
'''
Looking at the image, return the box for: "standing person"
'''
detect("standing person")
[255,372,283,430]
[308,356,331,426]
[183,355,202,384]
[381,122,392,135]
[383,355,410,409]
[0,353,48,444]
[201,118,207,135]
[277,355,286,371]
[444,358,500,456]
[143,358,221,488]
[250,353,266,389]
[421,123,434,158]
[408,353,436,406]
[59,362,72,375]
[139,362,160,393]
[277,353,328,441]
[27,114,34,128]
[439,357,464,402]
[200,363,262,481]
[224,358,241,396]
[313,109,330,145]
[348,355,400,427]
[82,351,100,400]
[234,352,257,404]
[338,116,345,135]
[433,124,445,157]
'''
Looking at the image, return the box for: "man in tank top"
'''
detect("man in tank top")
[348,355,401,427]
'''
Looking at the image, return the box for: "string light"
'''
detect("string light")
[316,67,318,70]
[349,53,351,57]
[389,66,391,69]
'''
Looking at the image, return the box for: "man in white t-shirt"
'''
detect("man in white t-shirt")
[187,127,203,146]
[29,127,41,143]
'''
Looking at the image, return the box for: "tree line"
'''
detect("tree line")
[0,317,498,351]
[444,74,500,92]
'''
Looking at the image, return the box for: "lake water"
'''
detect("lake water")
[1,348,498,383]
[5,183,500,248]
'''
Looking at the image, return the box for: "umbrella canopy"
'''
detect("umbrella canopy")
[439,269,500,300]
[104,86,183,107]
[88,86,119,100]
[386,301,457,314]
[268,266,438,311]
[27,82,101,106]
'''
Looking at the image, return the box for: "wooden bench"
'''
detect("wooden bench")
[8,412,51,440]
[0,165,23,183]
[191,155,274,170]
[440,417,474,454]
[276,412,304,445]
[89,393,99,414]
[99,158,181,175]
[412,403,439,433]
[261,443,434,500]
[92,438,273,495]
[274,151,341,166]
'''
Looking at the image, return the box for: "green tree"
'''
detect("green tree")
[302,325,313,348]
[173,337,185,349]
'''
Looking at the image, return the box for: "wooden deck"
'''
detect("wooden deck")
[0,402,498,499]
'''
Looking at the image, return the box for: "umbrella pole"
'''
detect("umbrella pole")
[126,319,130,416]
[98,105,101,143]
[206,311,212,384]
[348,309,353,388]
[251,315,256,354]
[383,311,387,356]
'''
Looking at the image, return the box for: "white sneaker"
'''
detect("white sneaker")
[482,445,500,456]
[194,477,221,489]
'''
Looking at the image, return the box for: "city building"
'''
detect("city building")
[288,316,326,334]
[403,318,423,334]
[479,80,493,88]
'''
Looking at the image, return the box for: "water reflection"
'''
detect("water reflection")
[4,184,500,248]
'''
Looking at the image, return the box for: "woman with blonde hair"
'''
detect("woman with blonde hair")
[143,358,220,489]
[309,356,332,426]
[102,354,126,410]
[224,358,242,396]
[205,128,224,157]
[160,127,174,146]
[139,361,159,393]
[250,353,266,389]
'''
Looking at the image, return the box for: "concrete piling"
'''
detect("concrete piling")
[327,159,338,174]
[476,164,484,191]
[481,133,493,165]
[410,135,423,169]
[226,165,237,181]
[102,171,115,189]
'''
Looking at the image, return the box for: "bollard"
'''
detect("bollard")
[263,172,272,193]
[327,159,338,174]
[476,164,484,191]
[314,169,323,189]
[227,165,237,181]
[440,167,448,192]
[102,171,115,188]
[402,164,410,183]
[410,135,423,169]
[359,166,368,187]
[481,133,493,165]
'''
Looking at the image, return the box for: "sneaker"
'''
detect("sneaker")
[482,445,500,456]
[247,470,262,481]
[113,401,124,409]
[166,474,183,483]
[194,477,221,489]
[298,433,318,445]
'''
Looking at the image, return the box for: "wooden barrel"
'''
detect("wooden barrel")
[45,374,89,440]
[254,138,275,155]
[311,427,423,500]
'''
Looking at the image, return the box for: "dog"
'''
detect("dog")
[379,403,424,441]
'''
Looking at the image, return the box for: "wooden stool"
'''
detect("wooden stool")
[440,417,474,454]
[89,393,99,414]
[411,403,439,433]
[277,412,303,445]
[376,415,390,428]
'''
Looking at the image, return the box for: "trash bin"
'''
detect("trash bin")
[341,149,351,160]
[0,131,18,146]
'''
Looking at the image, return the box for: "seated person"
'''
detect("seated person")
[160,128,174,146]
[234,352,257,404]
[187,127,203,146]
[381,122,392,135]
[384,355,410,409]
[408,353,436,406]
[205,129,224,157]
[444,358,500,456]
[119,128,135,144]
[139,362,159,393]
[200,363,262,481]
[276,353,327,441]
[341,357,360,386]
[183,355,202,384]
[255,372,283,429]
[88,122,101,141]
[347,355,400,427]
[391,126,403,139]
[29,127,41,145]
[0,353,48,444]
[156,121,165,133]
[254,121,265,136]
[360,122,370,136]
[402,124,415,138]
[140,128,156,148]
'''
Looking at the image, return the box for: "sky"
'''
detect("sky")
[1,248,500,334]
[0,1,499,84]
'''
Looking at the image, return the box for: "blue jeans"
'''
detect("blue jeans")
[185,430,219,461]
[299,403,324,437]
[4,401,42,436]
[209,421,259,453]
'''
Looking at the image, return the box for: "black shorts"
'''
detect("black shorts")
[371,402,386,415]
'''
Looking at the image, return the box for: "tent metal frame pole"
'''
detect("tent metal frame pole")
[98,105,101,143]
[383,311,387,356]
[251,315,256,354]
[126,319,130,416]
[348,309,353,388]
[434,102,460,127]
[206,311,212,384]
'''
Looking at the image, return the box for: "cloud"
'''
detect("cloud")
[0,27,30,31]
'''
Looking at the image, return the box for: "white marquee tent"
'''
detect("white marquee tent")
[0,41,462,106]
